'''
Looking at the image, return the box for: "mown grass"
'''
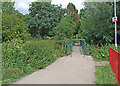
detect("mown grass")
[2,40,64,84]
[95,64,118,86]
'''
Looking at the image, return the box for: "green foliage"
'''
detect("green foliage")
[95,64,118,85]
[67,3,77,14]
[53,14,76,53]
[67,3,76,14]
[117,2,120,44]
[2,13,30,41]
[80,2,115,44]
[2,2,24,18]
[2,2,15,15]
[2,39,32,83]
[2,40,62,84]
[53,14,76,40]
[23,40,60,69]
[86,44,116,61]
[28,2,66,38]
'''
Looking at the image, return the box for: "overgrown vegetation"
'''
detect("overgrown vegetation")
[2,39,64,84]
[86,44,115,61]
[2,13,29,42]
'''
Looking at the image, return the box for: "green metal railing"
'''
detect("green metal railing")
[62,41,73,54]
[62,39,92,56]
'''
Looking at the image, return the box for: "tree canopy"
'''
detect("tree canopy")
[80,2,116,44]
[27,2,66,38]
[53,14,76,40]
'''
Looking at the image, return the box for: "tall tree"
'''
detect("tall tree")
[67,3,80,35]
[67,3,76,14]
[53,14,76,40]
[2,2,26,18]
[2,2,15,14]
[117,2,120,44]
[28,2,66,38]
[80,2,116,44]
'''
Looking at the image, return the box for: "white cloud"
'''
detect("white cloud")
[13,0,36,14]
[15,2,29,9]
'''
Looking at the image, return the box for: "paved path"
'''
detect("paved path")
[13,46,96,84]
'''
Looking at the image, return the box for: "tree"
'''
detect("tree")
[2,2,27,19]
[117,2,120,44]
[66,3,80,35]
[2,2,15,15]
[27,2,66,38]
[2,13,29,41]
[53,14,76,40]
[80,2,116,45]
[67,3,76,14]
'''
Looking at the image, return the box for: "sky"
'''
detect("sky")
[13,0,85,15]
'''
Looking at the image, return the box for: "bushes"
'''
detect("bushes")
[2,39,61,84]
[23,40,59,69]
[2,13,29,42]
[86,44,115,61]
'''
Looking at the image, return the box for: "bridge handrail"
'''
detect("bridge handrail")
[62,39,92,55]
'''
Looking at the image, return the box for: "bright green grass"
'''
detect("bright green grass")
[95,63,118,86]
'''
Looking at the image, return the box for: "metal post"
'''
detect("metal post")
[71,40,73,57]
[114,0,117,47]
[83,40,86,56]
[67,43,69,54]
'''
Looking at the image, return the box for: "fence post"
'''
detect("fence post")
[83,40,86,56]
[67,43,69,54]
[71,40,73,54]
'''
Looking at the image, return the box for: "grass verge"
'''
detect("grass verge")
[95,63,118,86]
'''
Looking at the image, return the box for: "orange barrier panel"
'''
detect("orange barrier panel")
[110,47,120,85]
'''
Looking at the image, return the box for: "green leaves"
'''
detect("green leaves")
[89,44,115,61]
[80,2,116,44]
[2,40,61,83]
[53,14,76,40]
[28,2,66,38]
[2,13,30,41]
[2,2,15,15]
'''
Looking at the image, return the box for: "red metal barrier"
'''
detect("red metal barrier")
[110,47,120,85]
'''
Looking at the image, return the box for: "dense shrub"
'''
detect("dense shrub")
[23,40,60,69]
[2,40,62,84]
[2,13,29,42]
[86,44,118,61]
